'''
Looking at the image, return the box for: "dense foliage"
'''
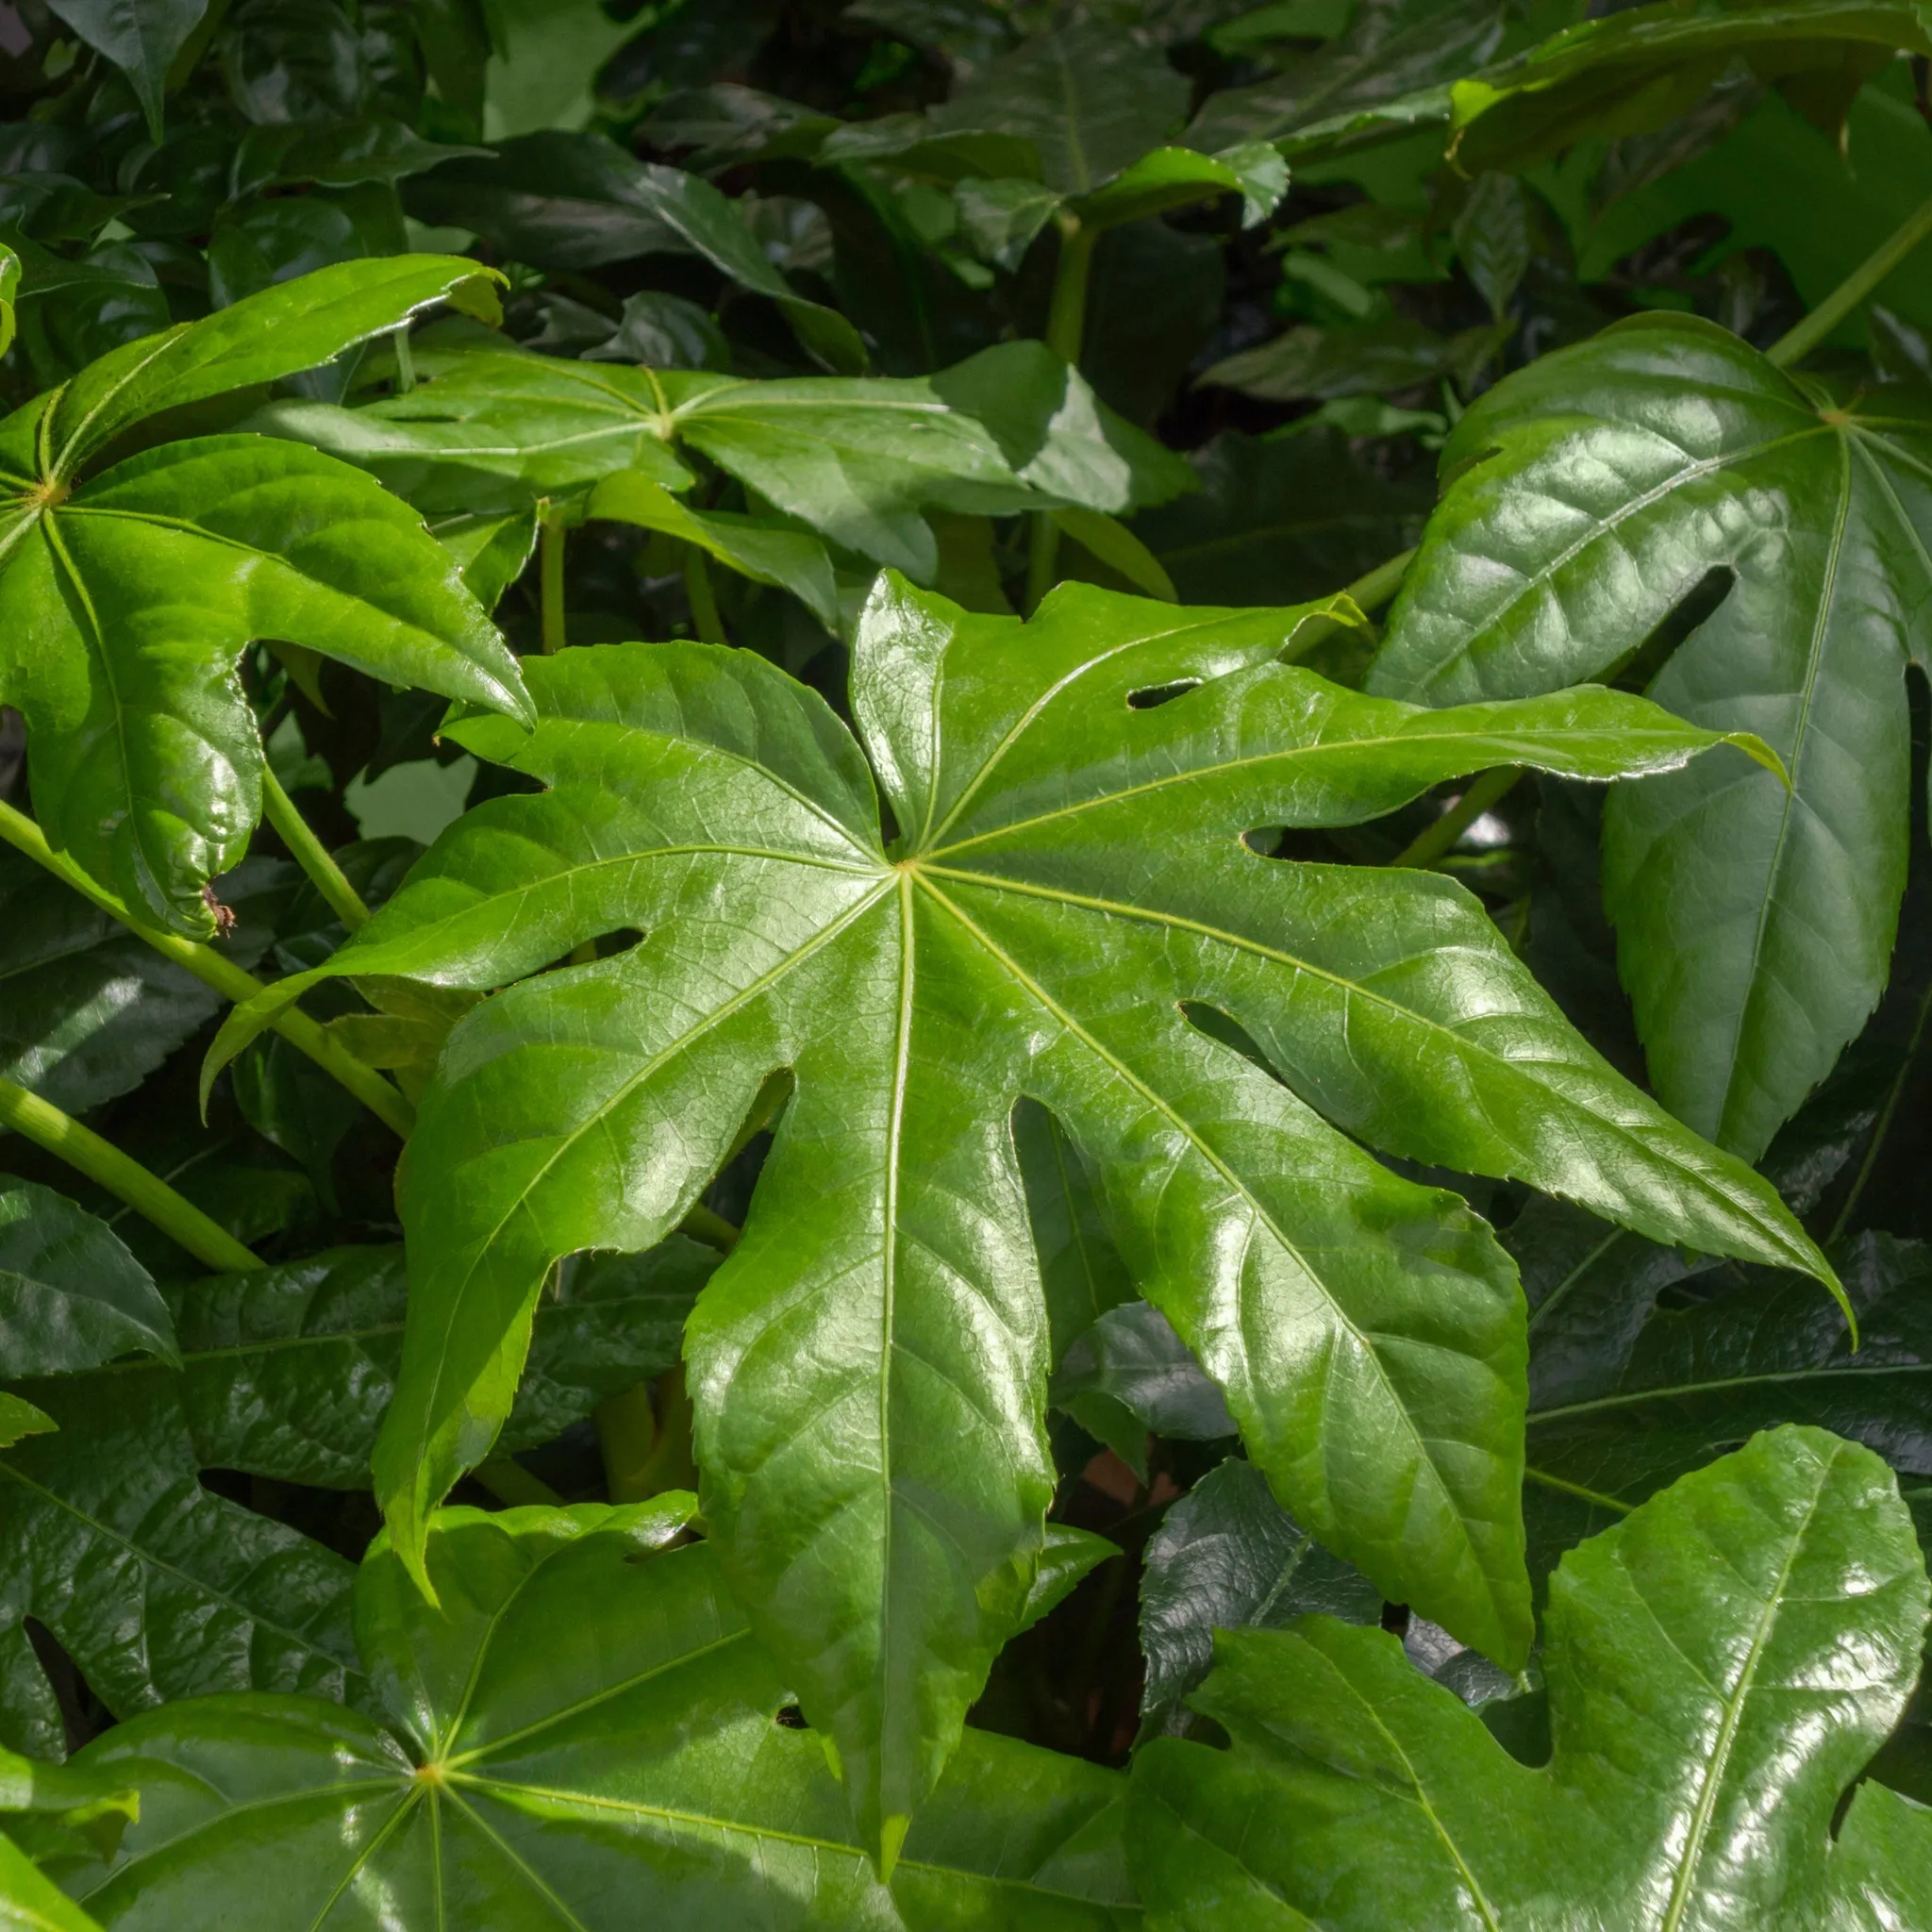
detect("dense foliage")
[0,1,1930,1925]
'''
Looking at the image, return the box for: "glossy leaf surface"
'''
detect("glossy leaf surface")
[63,1503,1136,1928]
[0,260,529,935]
[1131,1425,1932,1930]
[221,575,1832,1850]
[1371,315,1932,1158]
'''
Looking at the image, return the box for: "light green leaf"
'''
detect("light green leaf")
[214,578,1832,1848]
[1370,313,1932,1158]
[1051,507,1177,601]
[0,1832,101,1932]
[0,1399,52,1454]
[1073,142,1288,232]
[589,469,840,627]
[1129,1425,1932,1930]
[61,1504,1136,1925]
[480,0,648,138]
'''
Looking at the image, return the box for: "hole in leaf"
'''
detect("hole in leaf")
[774,1704,810,1729]
[1241,826,1287,858]
[1610,565,1734,693]
[1127,678,1201,710]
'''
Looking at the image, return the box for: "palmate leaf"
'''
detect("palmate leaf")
[215,576,1834,1856]
[53,1501,1134,1930]
[0,1241,712,1757]
[0,258,531,938]
[1129,1424,1932,1931]
[1370,314,1932,1160]
[254,337,1193,587]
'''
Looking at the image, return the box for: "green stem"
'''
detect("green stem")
[540,502,568,654]
[473,1457,562,1507]
[1767,191,1932,369]
[1391,766,1522,869]
[0,801,414,1139]
[392,325,415,394]
[1343,545,1417,617]
[0,1074,261,1273]
[1026,217,1100,614]
[594,1381,660,1503]
[683,547,727,643]
[679,1200,740,1251]
[261,767,369,931]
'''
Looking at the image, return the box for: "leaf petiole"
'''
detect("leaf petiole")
[0,1074,262,1274]
[0,799,413,1138]
[1391,765,1523,869]
[261,768,370,930]
[1767,191,1932,370]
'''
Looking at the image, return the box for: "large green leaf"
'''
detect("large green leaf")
[1370,314,1932,1159]
[58,1501,1136,1927]
[0,260,529,937]
[0,850,289,1117]
[404,131,866,372]
[1449,0,1932,173]
[214,578,1832,1852]
[255,339,1191,583]
[1130,1424,1932,1930]
[0,1241,711,1756]
[0,1180,175,1378]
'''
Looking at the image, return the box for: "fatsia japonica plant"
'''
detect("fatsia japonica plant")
[4,0,1932,1927]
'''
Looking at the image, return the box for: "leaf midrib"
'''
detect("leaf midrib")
[1528,1358,1924,1424]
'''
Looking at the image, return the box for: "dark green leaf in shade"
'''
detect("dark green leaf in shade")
[1370,315,1932,1159]
[1129,1425,1932,1930]
[1186,0,1507,158]
[1132,427,1431,608]
[1525,1232,1932,1537]
[403,131,866,372]
[43,0,211,142]
[60,1504,1138,1924]
[1138,1457,1380,1734]
[0,1180,176,1378]
[1052,1302,1236,1443]
[1448,0,1932,174]
[0,848,288,1117]
[228,116,491,195]
[932,23,1190,194]
[0,260,529,938]
[0,1241,712,1755]
[209,577,1833,1850]
[1201,316,1510,402]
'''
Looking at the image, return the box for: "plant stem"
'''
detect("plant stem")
[473,1457,562,1507]
[540,501,568,653]
[1768,192,1932,369]
[680,1200,740,1251]
[0,800,414,1139]
[683,547,727,643]
[1391,766,1523,869]
[392,325,415,393]
[0,1074,262,1273]
[261,767,369,930]
[1025,216,1101,614]
[1343,545,1417,617]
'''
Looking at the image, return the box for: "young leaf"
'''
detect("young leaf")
[0,262,529,937]
[258,339,1191,584]
[42,0,211,142]
[61,1505,1137,1925]
[0,1179,176,1376]
[1371,314,1932,1158]
[1130,1424,1932,1929]
[215,578,1832,1849]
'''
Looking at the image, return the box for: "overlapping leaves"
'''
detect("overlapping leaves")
[0,257,531,937]
[214,572,1834,1855]
[1372,314,1932,1161]
[51,1499,1136,1931]
[1130,1424,1932,1929]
